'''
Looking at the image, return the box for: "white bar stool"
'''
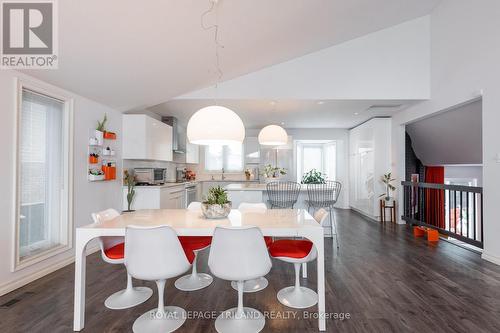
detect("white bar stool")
[268,209,329,309]
[230,203,273,293]
[92,209,152,310]
[209,226,272,333]
[126,225,194,333]
[174,202,213,291]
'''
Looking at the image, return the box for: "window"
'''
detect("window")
[296,140,336,182]
[204,143,243,172]
[14,82,73,269]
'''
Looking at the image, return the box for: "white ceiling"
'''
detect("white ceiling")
[23,0,440,111]
[147,99,417,129]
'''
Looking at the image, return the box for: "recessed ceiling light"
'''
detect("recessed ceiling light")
[270,101,277,106]
[281,122,285,126]
[317,101,325,105]
[354,112,359,115]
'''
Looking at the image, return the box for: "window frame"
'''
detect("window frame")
[295,140,337,183]
[12,78,74,272]
[203,143,244,173]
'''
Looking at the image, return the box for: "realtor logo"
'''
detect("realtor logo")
[1,0,58,69]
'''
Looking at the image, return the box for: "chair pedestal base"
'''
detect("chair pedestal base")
[174,273,213,291]
[132,306,186,333]
[215,307,265,333]
[104,286,153,310]
[230,277,268,293]
[277,286,318,309]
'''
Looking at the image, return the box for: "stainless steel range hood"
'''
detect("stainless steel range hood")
[161,116,185,154]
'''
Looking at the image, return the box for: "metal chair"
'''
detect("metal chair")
[266,181,301,209]
[306,181,342,248]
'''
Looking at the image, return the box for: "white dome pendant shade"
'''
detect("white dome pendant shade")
[258,125,288,146]
[187,105,245,145]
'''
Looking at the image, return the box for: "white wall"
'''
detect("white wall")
[0,70,123,295]
[444,165,483,187]
[391,0,500,264]
[179,17,430,101]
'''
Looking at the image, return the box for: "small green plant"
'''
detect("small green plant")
[124,170,136,211]
[96,113,108,132]
[301,169,326,184]
[204,186,229,206]
[261,164,287,178]
[380,172,396,200]
[89,169,104,176]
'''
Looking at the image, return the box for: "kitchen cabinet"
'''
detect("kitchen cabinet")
[244,137,260,164]
[123,184,186,210]
[186,141,200,164]
[122,114,173,161]
[167,185,186,209]
[349,118,391,220]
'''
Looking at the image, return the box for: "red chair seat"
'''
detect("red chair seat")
[269,239,313,259]
[178,236,212,251]
[104,242,125,260]
[105,241,196,264]
[264,236,273,248]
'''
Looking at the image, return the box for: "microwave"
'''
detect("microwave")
[134,168,166,185]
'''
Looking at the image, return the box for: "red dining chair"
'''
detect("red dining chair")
[174,202,213,291]
[91,209,153,309]
[268,208,328,309]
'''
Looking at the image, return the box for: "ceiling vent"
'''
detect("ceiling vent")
[366,104,403,112]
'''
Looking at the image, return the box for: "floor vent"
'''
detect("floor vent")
[0,291,35,308]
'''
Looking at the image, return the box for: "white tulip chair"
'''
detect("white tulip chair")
[230,203,273,293]
[268,208,329,309]
[125,226,194,333]
[174,202,213,291]
[91,209,152,310]
[209,226,272,333]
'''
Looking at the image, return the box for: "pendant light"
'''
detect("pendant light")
[187,0,245,145]
[258,125,288,146]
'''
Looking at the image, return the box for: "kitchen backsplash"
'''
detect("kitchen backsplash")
[123,159,187,181]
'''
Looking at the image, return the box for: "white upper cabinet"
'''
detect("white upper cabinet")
[185,140,200,164]
[244,137,260,164]
[122,114,173,161]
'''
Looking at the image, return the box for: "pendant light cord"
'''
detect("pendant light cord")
[201,0,224,105]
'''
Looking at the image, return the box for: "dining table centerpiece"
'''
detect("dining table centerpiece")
[201,186,232,219]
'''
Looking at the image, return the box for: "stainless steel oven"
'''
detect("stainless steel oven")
[185,183,198,207]
[134,168,166,185]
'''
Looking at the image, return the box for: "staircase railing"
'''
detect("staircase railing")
[401,181,483,248]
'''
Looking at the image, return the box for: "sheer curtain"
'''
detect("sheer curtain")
[19,89,65,259]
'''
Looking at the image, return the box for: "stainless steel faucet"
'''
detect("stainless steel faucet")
[221,168,226,180]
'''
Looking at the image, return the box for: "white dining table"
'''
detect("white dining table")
[73,208,326,331]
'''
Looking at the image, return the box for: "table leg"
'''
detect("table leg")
[312,231,326,331]
[73,231,89,331]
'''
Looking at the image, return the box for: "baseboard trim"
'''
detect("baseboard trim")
[0,244,100,297]
[482,252,500,266]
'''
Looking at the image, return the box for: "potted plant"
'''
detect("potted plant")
[88,169,105,181]
[123,170,136,212]
[261,164,287,183]
[201,186,231,219]
[95,113,107,145]
[301,169,326,184]
[380,172,396,201]
[88,153,99,164]
[244,168,252,181]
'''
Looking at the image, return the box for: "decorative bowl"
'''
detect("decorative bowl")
[201,202,232,219]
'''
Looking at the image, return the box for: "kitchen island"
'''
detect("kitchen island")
[224,183,333,235]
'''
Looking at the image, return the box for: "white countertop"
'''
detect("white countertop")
[124,181,198,189]
[224,183,268,191]
[225,183,319,192]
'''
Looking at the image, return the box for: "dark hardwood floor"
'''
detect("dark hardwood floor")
[2,210,500,333]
